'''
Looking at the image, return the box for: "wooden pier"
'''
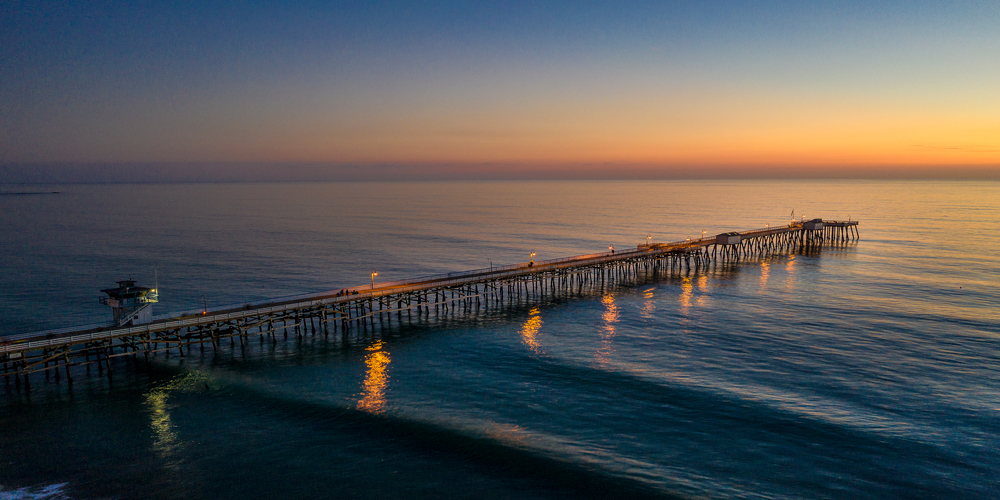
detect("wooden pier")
[1,219,858,387]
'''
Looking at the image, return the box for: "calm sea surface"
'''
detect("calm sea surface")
[1,180,998,499]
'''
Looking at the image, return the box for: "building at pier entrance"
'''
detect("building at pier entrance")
[100,279,158,326]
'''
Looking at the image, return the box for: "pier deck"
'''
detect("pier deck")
[2,219,858,385]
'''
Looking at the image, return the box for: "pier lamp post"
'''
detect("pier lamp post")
[609,245,614,254]
[202,295,207,315]
[646,235,651,246]
[702,230,706,240]
[766,223,770,230]
[371,270,377,289]
[530,252,535,265]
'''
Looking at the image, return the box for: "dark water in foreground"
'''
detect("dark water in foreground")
[1,180,998,499]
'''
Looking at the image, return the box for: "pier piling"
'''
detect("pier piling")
[0,219,858,384]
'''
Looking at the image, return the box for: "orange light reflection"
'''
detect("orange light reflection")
[760,261,771,292]
[640,288,656,319]
[357,340,391,413]
[520,307,544,355]
[596,293,619,365]
[679,277,693,316]
[785,255,797,291]
[696,275,709,307]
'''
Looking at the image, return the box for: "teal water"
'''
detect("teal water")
[1,180,998,499]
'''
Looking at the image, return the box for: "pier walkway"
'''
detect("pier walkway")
[2,219,858,385]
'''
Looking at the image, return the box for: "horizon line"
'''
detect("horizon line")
[2,162,999,183]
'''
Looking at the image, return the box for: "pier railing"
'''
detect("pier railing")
[1,219,858,356]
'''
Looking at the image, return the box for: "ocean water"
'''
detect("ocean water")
[1,180,998,499]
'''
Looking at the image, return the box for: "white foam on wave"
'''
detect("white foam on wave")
[0,483,71,500]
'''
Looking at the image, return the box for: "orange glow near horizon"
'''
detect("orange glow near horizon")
[140,112,998,167]
[26,78,997,171]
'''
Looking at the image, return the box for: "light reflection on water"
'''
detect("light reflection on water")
[358,340,391,413]
[679,277,693,316]
[759,261,771,291]
[696,274,709,307]
[640,288,655,319]
[519,307,544,355]
[146,390,177,453]
[143,372,211,461]
[784,254,797,291]
[596,294,619,365]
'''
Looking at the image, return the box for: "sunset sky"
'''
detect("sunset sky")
[2,1,998,179]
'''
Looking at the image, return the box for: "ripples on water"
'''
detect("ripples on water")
[1,180,998,499]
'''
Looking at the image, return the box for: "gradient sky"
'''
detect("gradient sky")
[2,1,998,177]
